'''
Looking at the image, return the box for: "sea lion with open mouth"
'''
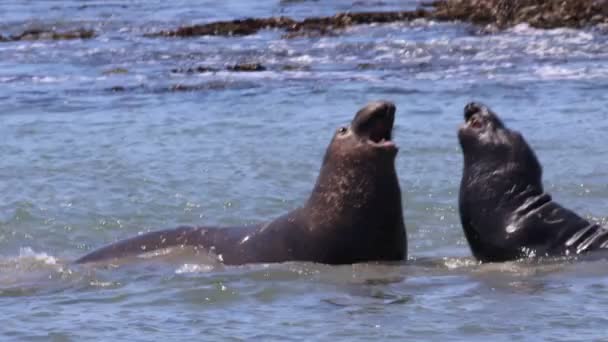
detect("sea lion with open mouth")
[76,101,406,265]
[458,102,607,263]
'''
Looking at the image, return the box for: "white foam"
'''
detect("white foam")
[443,257,479,270]
[32,76,67,84]
[289,54,313,64]
[0,76,17,83]
[509,23,535,34]
[17,247,57,265]
[175,263,214,274]
[533,65,608,80]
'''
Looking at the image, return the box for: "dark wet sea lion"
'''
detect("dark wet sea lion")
[76,101,406,265]
[458,102,608,263]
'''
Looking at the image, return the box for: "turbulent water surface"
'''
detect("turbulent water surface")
[2,1,608,340]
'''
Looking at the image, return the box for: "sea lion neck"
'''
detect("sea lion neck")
[461,127,545,205]
[306,143,399,215]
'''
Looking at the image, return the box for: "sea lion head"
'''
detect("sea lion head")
[457,102,542,179]
[458,102,511,159]
[325,100,398,164]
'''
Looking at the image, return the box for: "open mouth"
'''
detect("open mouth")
[467,115,484,129]
[367,118,395,148]
[352,101,397,150]
[464,109,484,130]
[463,102,489,130]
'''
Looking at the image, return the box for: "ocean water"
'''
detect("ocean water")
[2,1,608,340]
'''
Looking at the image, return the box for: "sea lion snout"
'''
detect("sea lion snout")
[462,102,505,132]
[350,100,397,151]
[352,100,395,133]
[464,102,485,121]
[354,100,395,124]
[365,100,395,120]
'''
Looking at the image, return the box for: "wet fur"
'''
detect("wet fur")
[76,102,406,265]
[458,102,606,262]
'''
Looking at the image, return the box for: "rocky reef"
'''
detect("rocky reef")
[153,17,296,37]
[171,63,267,73]
[0,28,95,42]
[3,1,606,43]
[150,10,431,38]
[432,0,608,29]
[149,0,608,39]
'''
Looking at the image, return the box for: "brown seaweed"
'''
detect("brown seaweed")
[171,63,266,73]
[150,17,296,37]
[148,0,608,39]
[433,0,608,29]
[1,28,95,42]
[149,10,432,38]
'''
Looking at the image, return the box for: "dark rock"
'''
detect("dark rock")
[4,28,95,42]
[280,64,310,71]
[282,29,339,39]
[169,84,194,91]
[147,0,608,40]
[226,63,266,72]
[433,0,608,29]
[102,68,129,75]
[432,0,495,25]
[107,86,126,92]
[149,11,432,38]
[291,9,431,30]
[357,63,377,70]
[171,63,266,73]
[165,82,238,92]
[171,66,219,73]
[151,17,296,37]
[283,10,431,38]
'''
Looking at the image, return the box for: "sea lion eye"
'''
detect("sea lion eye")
[338,126,348,135]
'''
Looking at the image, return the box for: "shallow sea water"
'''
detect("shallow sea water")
[1,1,608,341]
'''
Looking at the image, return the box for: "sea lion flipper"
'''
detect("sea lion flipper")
[74,226,205,263]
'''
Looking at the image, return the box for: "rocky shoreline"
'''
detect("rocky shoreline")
[2,1,606,43]
[432,0,608,29]
[150,0,608,39]
[171,63,267,73]
[0,28,94,42]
